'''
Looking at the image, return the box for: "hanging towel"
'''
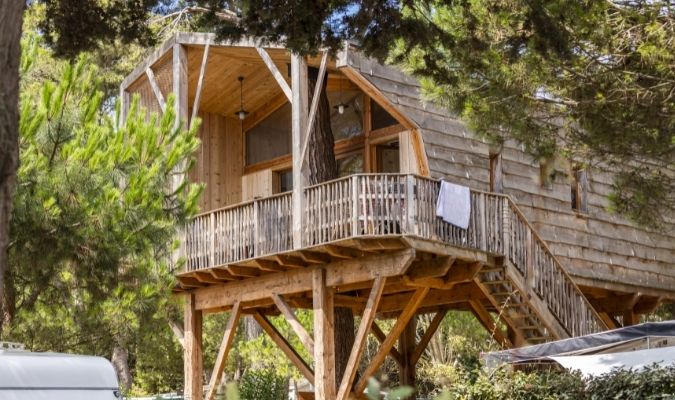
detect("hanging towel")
[435,180,471,229]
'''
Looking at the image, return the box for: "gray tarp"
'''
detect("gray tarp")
[483,321,675,366]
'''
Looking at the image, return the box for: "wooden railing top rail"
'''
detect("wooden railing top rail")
[191,190,292,218]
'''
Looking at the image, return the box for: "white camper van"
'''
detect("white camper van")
[0,342,122,400]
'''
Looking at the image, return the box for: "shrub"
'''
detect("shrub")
[439,364,675,400]
[237,368,288,400]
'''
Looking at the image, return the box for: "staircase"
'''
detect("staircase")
[473,197,607,344]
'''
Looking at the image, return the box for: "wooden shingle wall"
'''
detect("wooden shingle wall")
[344,50,675,297]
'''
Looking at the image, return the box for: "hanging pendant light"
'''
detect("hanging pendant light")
[235,76,249,120]
[333,74,349,115]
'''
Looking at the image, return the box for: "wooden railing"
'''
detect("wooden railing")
[183,192,292,271]
[182,173,605,337]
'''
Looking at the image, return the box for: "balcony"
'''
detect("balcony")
[179,173,605,340]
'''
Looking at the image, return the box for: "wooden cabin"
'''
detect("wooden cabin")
[120,32,675,400]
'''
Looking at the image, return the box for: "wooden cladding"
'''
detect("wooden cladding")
[180,173,605,338]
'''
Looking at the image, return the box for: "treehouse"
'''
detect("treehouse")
[120,33,675,400]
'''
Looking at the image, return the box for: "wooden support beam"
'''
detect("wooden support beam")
[145,67,166,112]
[406,256,455,280]
[252,259,286,272]
[377,283,483,314]
[193,271,222,284]
[177,276,206,288]
[313,268,336,400]
[336,276,386,400]
[300,50,328,165]
[190,39,210,127]
[468,300,510,348]
[209,268,236,281]
[172,43,188,130]
[599,312,620,330]
[254,311,315,383]
[194,249,415,311]
[184,293,203,400]
[257,47,293,102]
[298,250,332,265]
[622,310,639,326]
[370,322,403,366]
[205,301,242,400]
[227,265,260,277]
[355,287,429,394]
[590,293,641,315]
[274,255,306,268]
[272,293,315,355]
[398,316,417,387]
[291,53,308,249]
[323,244,365,259]
[411,310,447,365]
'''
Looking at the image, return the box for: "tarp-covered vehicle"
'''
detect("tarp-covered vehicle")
[0,343,122,400]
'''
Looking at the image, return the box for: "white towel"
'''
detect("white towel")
[435,180,471,229]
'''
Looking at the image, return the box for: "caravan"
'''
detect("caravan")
[0,342,122,400]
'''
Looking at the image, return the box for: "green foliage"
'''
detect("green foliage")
[386,1,675,228]
[238,368,288,400]
[193,0,675,228]
[5,33,200,395]
[366,378,414,400]
[438,365,675,400]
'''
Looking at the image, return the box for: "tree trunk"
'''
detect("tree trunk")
[306,66,355,387]
[112,346,133,392]
[0,1,24,334]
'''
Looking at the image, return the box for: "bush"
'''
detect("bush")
[439,364,675,400]
[237,368,288,400]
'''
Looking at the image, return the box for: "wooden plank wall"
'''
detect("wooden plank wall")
[344,50,675,297]
[189,111,243,212]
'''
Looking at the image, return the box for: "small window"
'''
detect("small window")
[245,103,291,165]
[571,168,588,213]
[328,90,363,141]
[489,152,503,193]
[337,153,364,177]
[371,100,398,131]
[275,169,293,193]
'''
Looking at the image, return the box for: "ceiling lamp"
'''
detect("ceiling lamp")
[235,76,249,120]
[333,75,349,115]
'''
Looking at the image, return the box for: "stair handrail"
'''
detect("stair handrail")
[502,194,608,335]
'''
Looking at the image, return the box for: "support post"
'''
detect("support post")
[355,287,429,394]
[291,54,308,249]
[184,293,203,400]
[313,268,336,400]
[398,316,417,387]
[206,301,242,400]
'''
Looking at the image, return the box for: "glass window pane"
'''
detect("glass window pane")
[371,100,398,131]
[245,103,292,165]
[328,90,363,141]
[337,153,364,177]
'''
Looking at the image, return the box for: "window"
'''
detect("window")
[371,100,398,131]
[375,141,400,173]
[328,90,363,141]
[275,169,293,193]
[571,167,588,213]
[337,153,364,177]
[489,152,503,193]
[245,103,291,165]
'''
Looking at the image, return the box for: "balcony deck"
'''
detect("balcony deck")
[177,173,606,341]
